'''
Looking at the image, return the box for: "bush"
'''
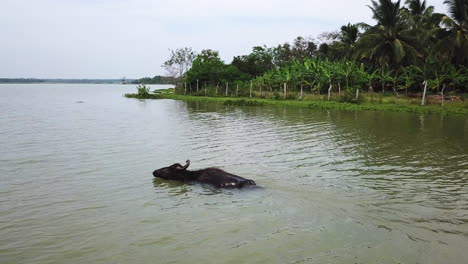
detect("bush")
[273,91,282,100]
[339,87,363,104]
[137,84,150,97]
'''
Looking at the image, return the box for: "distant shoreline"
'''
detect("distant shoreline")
[0,78,134,84]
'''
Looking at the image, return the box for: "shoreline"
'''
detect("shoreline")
[124,92,468,116]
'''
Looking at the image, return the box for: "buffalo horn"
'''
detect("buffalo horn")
[177,160,190,170]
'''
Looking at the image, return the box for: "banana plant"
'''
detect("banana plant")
[262,71,274,92]
[340,61,356,90]
[400,66,418,95]
[387,70,401,97]
[443,64,463,89]
[290,61,305,99]
[303,59,317,94]
[309,59,326,94]
[439,64,464,106]
[378,66,393,94]
[427,70,443,95]
[357,64,379,101]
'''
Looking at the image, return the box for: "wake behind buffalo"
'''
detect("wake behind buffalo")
[153,160,256,188]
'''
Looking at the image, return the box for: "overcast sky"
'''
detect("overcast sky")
[1,0,446,79]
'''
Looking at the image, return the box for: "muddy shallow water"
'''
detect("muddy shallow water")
[1,84,467,263]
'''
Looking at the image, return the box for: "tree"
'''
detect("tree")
[291,36,317,60]
[402,0,443,60]
[162,47,197,80]
[339,23,360,58]
[317,43,330,59]
[185,49,248,92]
[272,43,293,67]
[340,23,360,45]
[185,49,225,86]
[355,0,421,68]
[231,46,274,78]
[433,0,468,65]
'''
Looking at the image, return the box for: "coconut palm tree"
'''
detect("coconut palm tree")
[339,23,360,58]
[406,0,428,17]
[341,23,360,45]
[355,0,421,68]
[402,0,443,59]
[433,0,468,65]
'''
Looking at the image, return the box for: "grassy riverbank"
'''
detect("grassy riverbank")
[125,89,468,115]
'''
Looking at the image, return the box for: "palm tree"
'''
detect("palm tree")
[402,0,443,59]
[433,0,468,65]
[355,0,421,68]
[341,23,360,45]
[339,23,360,58]
[406,0,428,17]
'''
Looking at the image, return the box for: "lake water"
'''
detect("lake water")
[1,84,467,264]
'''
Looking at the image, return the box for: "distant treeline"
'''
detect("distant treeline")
[131,75,175,84]
[0,78,45,83]
[0,78,130,84]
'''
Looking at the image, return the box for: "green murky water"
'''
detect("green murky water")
[1,84,467,263]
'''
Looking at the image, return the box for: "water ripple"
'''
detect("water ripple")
[1,85,467,264]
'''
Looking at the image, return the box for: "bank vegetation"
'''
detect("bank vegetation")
[127,0,468,115]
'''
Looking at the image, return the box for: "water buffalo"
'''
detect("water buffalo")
[152,160,256,188]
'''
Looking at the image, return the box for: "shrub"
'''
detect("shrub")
[339,87,363,104]
[273,91,282,100]
[137,84,150,97]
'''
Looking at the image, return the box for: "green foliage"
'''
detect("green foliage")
[131,75,175,84]
[434,0,468,65]
[137,84,150,96]
[184,49,249,87]
[231,46,275,77]
[354,0,422,67]
[224,99,267,106]
[337,86,363,103]
[167,0,468,98]
[273,91,282,100]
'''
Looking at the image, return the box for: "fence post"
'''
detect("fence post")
[421,80,427,106]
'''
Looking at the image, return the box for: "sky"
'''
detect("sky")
[0,0,447,79]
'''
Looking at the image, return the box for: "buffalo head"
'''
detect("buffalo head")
[153,160,190,181]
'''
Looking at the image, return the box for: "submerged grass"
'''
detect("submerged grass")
[125,91,468,115]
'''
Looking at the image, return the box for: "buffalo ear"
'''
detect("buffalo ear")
[176,160,190,170]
